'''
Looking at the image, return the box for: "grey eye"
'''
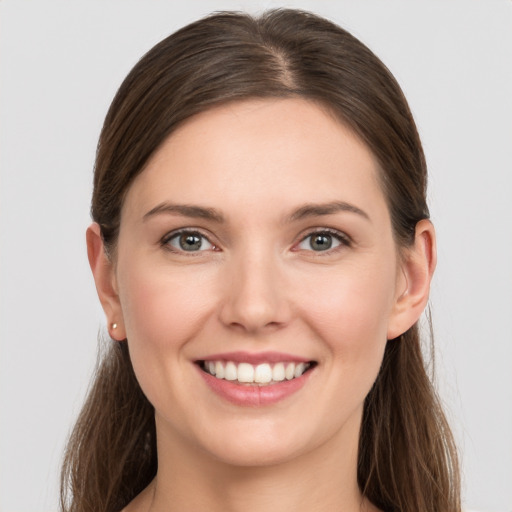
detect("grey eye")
[297,232,343,252]
[167,231,214,252]
[310,233,333,251]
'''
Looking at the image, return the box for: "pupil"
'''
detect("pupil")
[311,234,332,251]
[180,233,202,251]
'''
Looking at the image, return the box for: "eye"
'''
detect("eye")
[296,230,350,252]
[163,230,215,252]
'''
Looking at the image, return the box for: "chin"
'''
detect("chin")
[208,437,307,468]
[190,416,320,468]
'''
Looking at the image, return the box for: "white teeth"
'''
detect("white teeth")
[237,363,254,383]
[272,362,285,382]
[203,360,311,385]
[225,361,237,381]
[285,362,295,380]
[294,362,307,378]
[254,363,272,384]
[215,361,225,379]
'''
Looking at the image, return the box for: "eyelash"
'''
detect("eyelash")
[160,228,352,255]
[161,229,217,254]
[294,228,352,255]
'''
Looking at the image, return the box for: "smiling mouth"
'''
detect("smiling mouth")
[197,360,316,386]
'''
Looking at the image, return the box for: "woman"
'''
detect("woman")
[61,9,460,512]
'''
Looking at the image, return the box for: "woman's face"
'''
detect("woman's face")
[112,98,410,466]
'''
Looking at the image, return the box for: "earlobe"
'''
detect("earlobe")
[387,219,437,340]
[86,223,127,341]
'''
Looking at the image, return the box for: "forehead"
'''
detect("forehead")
[123,98,387,222]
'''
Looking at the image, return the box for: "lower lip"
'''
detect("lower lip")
[196,366,313,406]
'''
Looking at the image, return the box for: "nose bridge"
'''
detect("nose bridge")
[219,242,288,332]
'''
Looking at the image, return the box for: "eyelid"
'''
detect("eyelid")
[160,228,218,253]
[159,226,351,254]
[293,227,352,253]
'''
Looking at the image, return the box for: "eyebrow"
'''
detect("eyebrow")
[143,202,225,223]
[288,201,370,222]
[143,200,370,224]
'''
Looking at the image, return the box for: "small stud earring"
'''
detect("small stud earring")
[112,323,118,330]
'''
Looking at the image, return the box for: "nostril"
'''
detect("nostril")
[218,271,291,332]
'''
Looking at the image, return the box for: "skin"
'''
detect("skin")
[87,98,436,512]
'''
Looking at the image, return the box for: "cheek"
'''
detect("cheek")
[116,258,218,395]
[305,262,395,332]
[119,260,214,344]
[295,259,396,377]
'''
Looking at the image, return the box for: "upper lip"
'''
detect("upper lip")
[196,351,313,365]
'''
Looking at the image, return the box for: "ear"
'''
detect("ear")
[387,219,437,340]
[86,223,126,341]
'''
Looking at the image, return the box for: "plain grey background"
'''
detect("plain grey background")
[1,1,511,511]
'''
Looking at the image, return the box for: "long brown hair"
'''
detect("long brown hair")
[61,9,460,512]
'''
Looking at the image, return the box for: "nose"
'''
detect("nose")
[218,249,290,334]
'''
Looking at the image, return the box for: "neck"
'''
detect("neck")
[139,409,379,512]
